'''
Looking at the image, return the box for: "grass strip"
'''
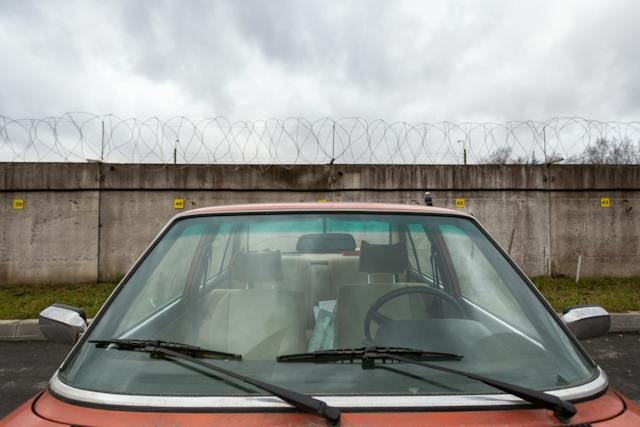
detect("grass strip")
[0,282,117,320]
[0,277,638,320]
[532,276,640,312]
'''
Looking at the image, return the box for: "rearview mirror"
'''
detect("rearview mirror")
[39,303,88,344]
[561,305,610,340]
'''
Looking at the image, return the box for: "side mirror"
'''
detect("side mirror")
[561,305,610,340]
[39,303,88,344]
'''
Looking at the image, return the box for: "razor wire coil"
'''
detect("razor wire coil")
[1,113,639,165]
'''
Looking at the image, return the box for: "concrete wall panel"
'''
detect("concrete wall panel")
[0,191,98,284]
[550,192,639,277]
[1,163,638,284]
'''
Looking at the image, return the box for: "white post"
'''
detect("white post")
[575,255,582,283]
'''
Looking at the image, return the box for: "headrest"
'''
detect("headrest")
[296,233,356,253]
[232,251,283,283]
[358,241,408,274]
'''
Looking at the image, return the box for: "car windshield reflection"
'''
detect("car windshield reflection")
[60,212,596,398]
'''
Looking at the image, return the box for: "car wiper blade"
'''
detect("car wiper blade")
[277,346,463,366]
[278,347,575,423]
[90,340,341,425]
[90,339,242,360]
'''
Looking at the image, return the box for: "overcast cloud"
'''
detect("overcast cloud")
[1,0,639,122]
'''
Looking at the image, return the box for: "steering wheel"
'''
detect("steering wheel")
[363,286,465,342]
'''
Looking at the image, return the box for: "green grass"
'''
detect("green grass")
[532,277,640,313]
[0,282,118,320]
[0,277,638,319]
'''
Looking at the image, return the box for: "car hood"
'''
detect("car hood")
[31,389,628,426]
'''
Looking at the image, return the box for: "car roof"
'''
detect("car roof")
[174,202,468,219]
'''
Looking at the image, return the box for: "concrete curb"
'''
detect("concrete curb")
[0,319,45,341]
[610,312,640,333]
[1,313,640,341]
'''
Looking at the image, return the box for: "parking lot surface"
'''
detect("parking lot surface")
[1,333,639,418]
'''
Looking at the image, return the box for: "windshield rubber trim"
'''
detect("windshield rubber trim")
[48,369,608,412]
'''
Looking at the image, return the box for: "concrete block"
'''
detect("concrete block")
[14,319,45,340]
[0,320,19,340]
[610,312,640,333]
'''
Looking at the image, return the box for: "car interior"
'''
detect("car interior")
[187,230,504,361]
[115,217,548,367]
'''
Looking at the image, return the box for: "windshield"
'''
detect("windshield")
[61,212,596,397]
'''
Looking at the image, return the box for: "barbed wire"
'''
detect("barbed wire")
[1,113,639,165]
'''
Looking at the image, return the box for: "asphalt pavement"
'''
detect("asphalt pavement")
[0,341,72,418]
[582,332,640,403]
[1,334,639,419]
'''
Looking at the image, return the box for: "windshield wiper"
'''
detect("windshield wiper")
[90,339,243,360]
[278,346,576,423]
[277,346,463,366]
[91,339,341,426]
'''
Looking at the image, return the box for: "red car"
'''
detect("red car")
[3,203,639,426]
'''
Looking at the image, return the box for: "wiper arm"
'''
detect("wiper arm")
[278,347,575,423]
[91,339,341,426]
[277,346,463,367]
[90,339,243,360]
[382,353,576,423]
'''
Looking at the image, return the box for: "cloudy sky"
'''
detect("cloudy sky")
[1,0,639,122]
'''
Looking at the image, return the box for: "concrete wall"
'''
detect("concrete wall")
[1,163,638,284]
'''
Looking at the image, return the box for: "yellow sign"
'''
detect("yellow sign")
[600,197,610,208]
[13,199,24,210]
[455,198,465,208]
[173,198,185,209]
